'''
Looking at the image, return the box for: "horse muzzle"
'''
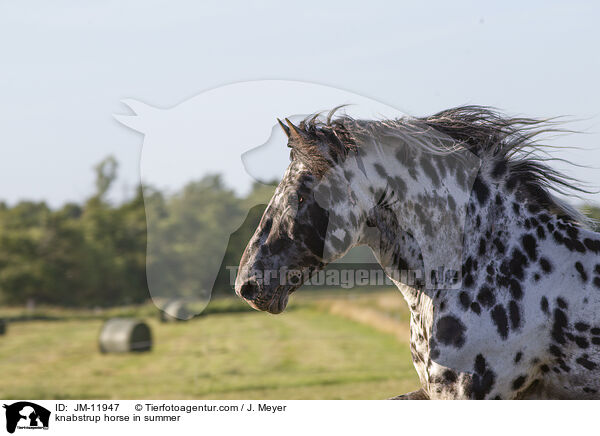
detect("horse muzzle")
[236,279,294,314]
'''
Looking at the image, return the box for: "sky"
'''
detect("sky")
[0,0,599,207]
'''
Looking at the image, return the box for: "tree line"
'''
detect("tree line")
[0,156,598,307]
[0,157,273,307]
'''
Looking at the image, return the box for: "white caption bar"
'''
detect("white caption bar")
[0,400,592,436]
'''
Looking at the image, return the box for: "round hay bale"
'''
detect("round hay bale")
[159,299,192,322]
[0,319,6,335]
[98,318,152,353]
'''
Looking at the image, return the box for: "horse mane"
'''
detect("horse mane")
[293,105,591,226]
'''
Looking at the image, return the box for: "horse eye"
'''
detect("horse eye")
[298,195,304,204]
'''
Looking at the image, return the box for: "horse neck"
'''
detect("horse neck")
[354,145,559,308]
[353,143,482,288]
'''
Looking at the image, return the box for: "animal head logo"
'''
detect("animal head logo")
[115,80,480,316]
[3,402,50,434]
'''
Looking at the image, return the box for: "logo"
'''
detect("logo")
[3,402,50,434]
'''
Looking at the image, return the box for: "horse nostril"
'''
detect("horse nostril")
[240,282,259,300]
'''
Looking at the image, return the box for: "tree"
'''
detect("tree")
[582,205,600,231]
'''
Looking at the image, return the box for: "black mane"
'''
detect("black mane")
[291,105,590,225]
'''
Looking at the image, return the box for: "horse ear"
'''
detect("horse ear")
[277,118,290,138]
[285,118,308,142]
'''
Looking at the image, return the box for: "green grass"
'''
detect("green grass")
[0,291,419,399]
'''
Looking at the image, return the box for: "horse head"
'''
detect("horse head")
[235,114,368,313]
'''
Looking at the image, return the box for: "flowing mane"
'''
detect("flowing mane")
[293,105,591,226]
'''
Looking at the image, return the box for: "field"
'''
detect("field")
[0,289,420,399]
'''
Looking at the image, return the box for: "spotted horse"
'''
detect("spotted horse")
[235,106,600,399]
